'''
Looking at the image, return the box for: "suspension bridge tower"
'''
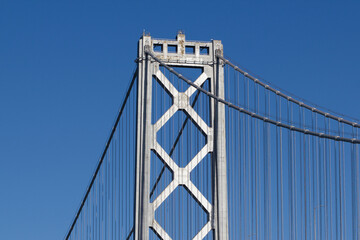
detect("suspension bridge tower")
[64,30,360,240]
[134,32,229,240]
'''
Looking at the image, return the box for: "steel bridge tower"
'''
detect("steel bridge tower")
[64,31,360,240]
[134,32,229,240]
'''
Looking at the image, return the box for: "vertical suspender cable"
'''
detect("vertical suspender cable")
[355,127,360,239]
[302,106,307,240]
[338,120,343,240]
[324,115,328,240]
[288,99,293,240]
[255,83,259,240]
[328,118,333,240]
[341,122,346,240]
[280,96,284,240]
[276,93,280,240]
[352,126,356,239]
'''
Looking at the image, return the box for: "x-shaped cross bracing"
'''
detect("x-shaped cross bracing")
[150,69,214,240]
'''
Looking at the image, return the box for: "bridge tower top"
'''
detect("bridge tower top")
[138,32,223,67]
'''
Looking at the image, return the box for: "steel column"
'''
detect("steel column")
[134,35,152,240]
[213,45,229,240]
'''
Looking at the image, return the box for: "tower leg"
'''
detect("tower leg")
[213,46,229,240]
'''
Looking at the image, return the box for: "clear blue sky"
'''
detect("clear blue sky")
[1,0,360,239]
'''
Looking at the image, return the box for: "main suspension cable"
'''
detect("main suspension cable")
[144,49,360,144]
[65,68,138,240]
[216,54,360,129]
